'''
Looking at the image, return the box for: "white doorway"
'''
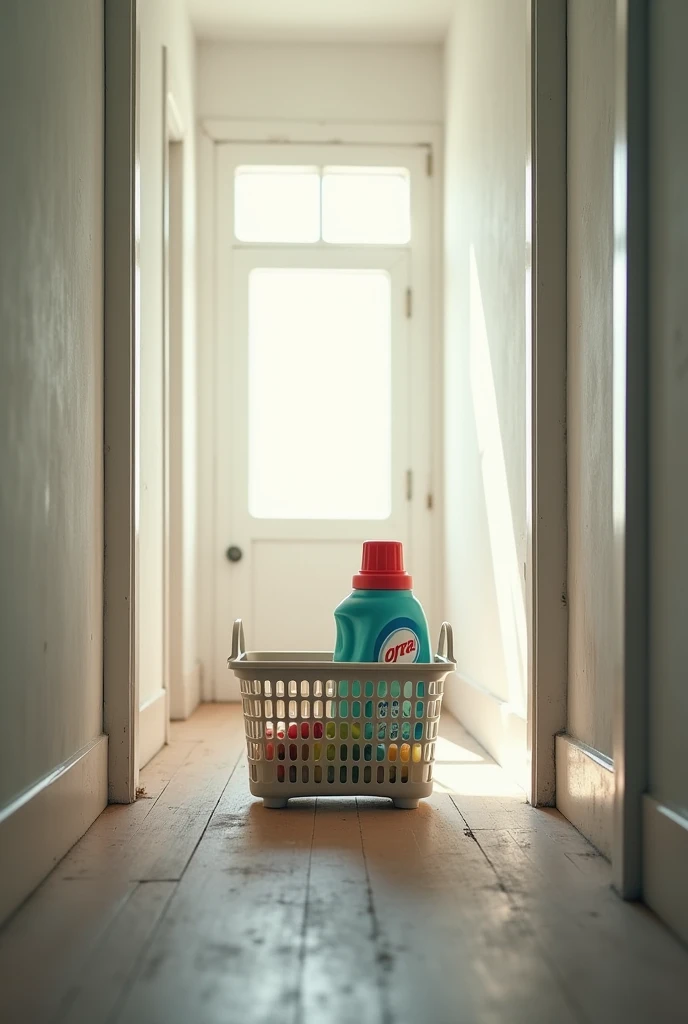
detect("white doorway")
[212,142,437,699]
[139,52,186,767]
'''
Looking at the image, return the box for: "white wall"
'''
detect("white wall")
[0,0,104,808]
[197,41,443,122]
[443,0,528,780]
[139,0,199,737]
[566,0,616,759]
[0,1,108,922]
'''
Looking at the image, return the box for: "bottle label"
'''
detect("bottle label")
[375,619,421,664]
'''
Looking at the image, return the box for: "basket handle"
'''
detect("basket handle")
[230,619,246,663]
[437,622,455,663]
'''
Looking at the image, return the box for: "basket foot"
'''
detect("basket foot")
[263,797,288,809]
[393,798,419,810]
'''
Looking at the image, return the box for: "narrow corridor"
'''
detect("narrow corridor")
[1,705,686,1024]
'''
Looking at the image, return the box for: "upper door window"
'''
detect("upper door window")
[247,267,393,520]
[234,165,411,245]
[321,167,411,244]
[234,166,320,242]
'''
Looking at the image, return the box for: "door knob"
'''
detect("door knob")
[225,545,243,563]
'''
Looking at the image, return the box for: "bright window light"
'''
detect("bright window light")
[248,268,392,520]
[322,167,411,244]
[234,166,320,243]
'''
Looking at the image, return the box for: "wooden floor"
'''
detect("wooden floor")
[1,705,686,1024]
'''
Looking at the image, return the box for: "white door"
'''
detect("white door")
[213,143,434,699]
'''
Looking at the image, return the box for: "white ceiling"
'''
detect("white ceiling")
[187,0,454,44]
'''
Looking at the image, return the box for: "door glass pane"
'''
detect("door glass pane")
[248,268,392,519]
[235,166,320,242]
[322,167,411,244]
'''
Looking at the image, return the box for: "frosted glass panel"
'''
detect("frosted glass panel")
[235,166,320,242]
[248,269,392,519]
[322,167,411,244]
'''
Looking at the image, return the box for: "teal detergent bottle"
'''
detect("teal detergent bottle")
[333,541,432,664]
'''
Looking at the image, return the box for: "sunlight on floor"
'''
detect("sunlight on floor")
[432,727,525,799]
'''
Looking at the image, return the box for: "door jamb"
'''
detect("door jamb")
[162,47,185,727]
[525,0,568,807]
[103,0,140,803]
[611,0,649,900]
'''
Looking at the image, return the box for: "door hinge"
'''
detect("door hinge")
[426,492,434,510]
[426,148,433,177]
[405,287,412,319]
[406,470,413,501]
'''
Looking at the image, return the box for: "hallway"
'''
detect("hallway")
[1,705,686,1024]
[2,2,688,1020]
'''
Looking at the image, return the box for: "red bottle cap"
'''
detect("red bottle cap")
[352,541,413,590]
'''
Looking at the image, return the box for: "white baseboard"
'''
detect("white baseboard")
[170,662,202,721]
[0,734,108,925]
[555,733,614,858]
[643,795,688,946]
[445,673,528,790]
[139,689,168,769]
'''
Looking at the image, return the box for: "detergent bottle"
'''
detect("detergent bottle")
[333,541,432,664]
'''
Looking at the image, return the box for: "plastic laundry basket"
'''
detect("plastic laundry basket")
[228,619,455,809]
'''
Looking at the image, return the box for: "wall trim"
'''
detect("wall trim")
[170,662,202,721]
[196,130,216,704]
[556,733,614,858]
[139,690,167,769]
[162,46,187,745]
[643,796,688,946]
[447,674,528,791]
[103,0,139,803]
[525,0,568,808]
[611,0,649,898]
[0,735,108,925]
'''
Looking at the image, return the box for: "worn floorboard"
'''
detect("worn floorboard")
[115,759,316,1024]
[356,792,580,1024]
[58,880,176,1024]
[0,877,136,1023]
[474,826,688,1023]
[1,704,687,1024]
[299,799,385,1024]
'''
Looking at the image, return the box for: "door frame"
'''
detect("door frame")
[103,0,140,803]
[611,0,649,901]
[198,120,443,702]
[106,18,579,814]
[524,0,651,889]
[610,0,650,901]
[525,0,568,807]
[162,47,186,724]
[105,15,601,818]
[525,0,653,897]
[138,48,188,769]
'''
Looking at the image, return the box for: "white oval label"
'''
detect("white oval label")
[379,627,420,664]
